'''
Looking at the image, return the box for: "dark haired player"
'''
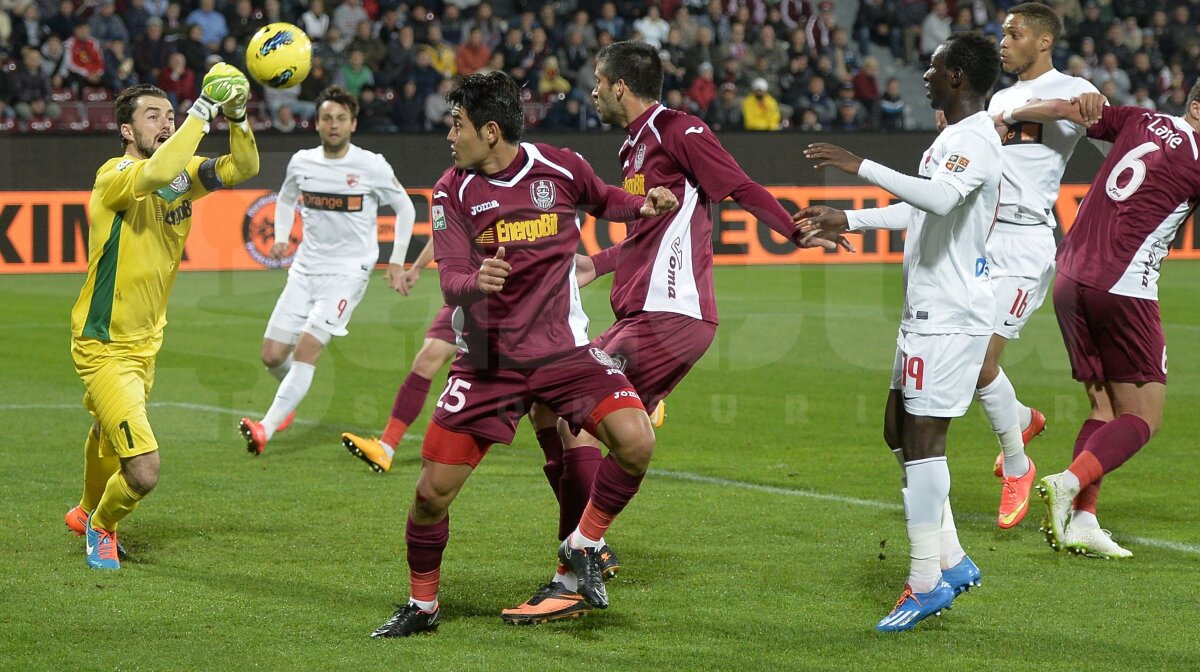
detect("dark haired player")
[796,33,1003,631]
[239,85,417,455]
[1004,81,1200,559]
[369,72,679,638]
[66,69,258,570]
[502,40,852,625]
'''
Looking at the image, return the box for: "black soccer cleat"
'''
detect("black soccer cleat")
[598,543,621,581]
[370,603,440,638]
[558,539,609,609]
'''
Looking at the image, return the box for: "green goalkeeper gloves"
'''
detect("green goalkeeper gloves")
[189,63,251,124]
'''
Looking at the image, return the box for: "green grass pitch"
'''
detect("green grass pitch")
[2,263,1199,671]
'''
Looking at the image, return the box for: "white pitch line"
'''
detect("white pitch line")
[6,400,1200,555]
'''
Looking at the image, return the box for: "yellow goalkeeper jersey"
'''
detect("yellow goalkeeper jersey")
[71,152,239,341]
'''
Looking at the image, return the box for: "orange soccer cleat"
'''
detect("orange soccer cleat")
[997,457,1037,529]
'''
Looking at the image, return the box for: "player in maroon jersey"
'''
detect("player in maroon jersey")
[503,40,851,625]
[1003,82,1200,558]
[369,72,681,638]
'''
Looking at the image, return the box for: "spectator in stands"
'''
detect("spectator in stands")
[463,3,505,51]
[1158,84,1188,115]
[216,35,245,72]
[893,0,925,63]
[333,0,368,43]
[878,75,905,131]
[1101,22,1134,69]
[156,51,194,109]
[779,51,813,108]
[314,26,347,71]
[1098,79,1130,106]
[854,0,901,64]
[161,2,187,40]
[541,94,601,131]
[828,26,860,81]
[717,21,749,76]
[456,26,492,76]
[381,24,417,87]
[687,61,717,117]
[806,1,837,56]
[357,87,397,132]
[1073,1,1107,52]
[185,0,227,50]
[47,0,77,41]
[754,24,789,76]
[133,16,168,83]
[390,79,424,131]
[336,47,374,97]
[296,55,329,114]
[743,54,778,96]
[797,107,822,131]
[300,0,330,42]
[595,2,626,42]
[833,81,866,127]
[60,21,105,93]
[683,26,715,81]
[852,55,880,123]
[40,35,64,84]
[833,100,863,130]
[375,8,403,45]
[706,82,742,131]
[699,0,731,45]
[349,19,386,71]
[633,5,670,48]
[1128,51,1163,98]
[672,7,699,49]
[526,27,552,77]
[743,76,781,131]
[89,0,129,47]
[499,25,527,74]
[1130,85,1157,110]
[423,24,457,79]
[123,0,151,42]
[409,48,442,97]
[177,23,208,75]
[12,3,51,54]
[228,0,265,46]
[920,1,951,63]
[274,104,297,132]
[664,88,686,111]
[661,28,689,91]
[1092,52,1132,99]
[423,76,452,132]
[441,4,466,46]
[556,26,590,87]
[104,38,139,91]
[798,75,835,127]
[950,7,975,35]
[564,9,597,50]
[11,46,60,121]
[537,55,571,99]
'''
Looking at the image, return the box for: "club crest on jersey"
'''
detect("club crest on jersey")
[170,171,192,194]
[634,144,647,171]
[945,154,970,173]
[432,205,446,231]
[346,174,360,187]
[531,179,557,210]
[589,347,625,372]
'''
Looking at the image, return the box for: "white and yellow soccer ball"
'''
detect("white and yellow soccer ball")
[245,22,312,89]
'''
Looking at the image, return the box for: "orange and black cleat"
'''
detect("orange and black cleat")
[501,582,592,625]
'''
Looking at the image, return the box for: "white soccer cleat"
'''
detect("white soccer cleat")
[1035,472,1077,551]
[1063,527,1133,559]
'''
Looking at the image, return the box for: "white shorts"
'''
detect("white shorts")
[265,271,369,345]
[890,330,989,418]
[988,225,1056,340]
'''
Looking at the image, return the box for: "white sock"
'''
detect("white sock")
[1071,509,1099,530]
[569,529,603,550]
[976,369,1029,477]
[262,362,315,440]
[1016,404,1033,431]
[555,568,579,592]
[380,442,396,458]
[903,457,950,593]
[1061,470,1081,492]
[408,597,437,612]
[939,499,966,569]
[266,354,293,382]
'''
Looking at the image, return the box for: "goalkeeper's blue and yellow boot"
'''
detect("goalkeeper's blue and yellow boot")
[941,555,981,596]
[67,506,127,560]
[84,512,120,571]
[875,581,953,632]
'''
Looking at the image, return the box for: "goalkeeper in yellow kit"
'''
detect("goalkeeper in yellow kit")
[65,65,260,570]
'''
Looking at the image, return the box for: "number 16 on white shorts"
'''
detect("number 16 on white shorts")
[891,330,990,418]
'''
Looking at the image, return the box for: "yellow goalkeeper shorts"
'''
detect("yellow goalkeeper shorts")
[72,334,163,459]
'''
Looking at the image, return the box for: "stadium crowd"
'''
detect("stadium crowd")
[0,0,1198,133]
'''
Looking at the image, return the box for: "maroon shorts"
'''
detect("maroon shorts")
[428,345,644,457]
[425,305,456,344]
[1053,273,1167,385]
[592,312,717,409]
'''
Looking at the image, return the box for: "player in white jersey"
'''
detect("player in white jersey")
[796,33,1001,632]
[239,86,417,455]
[975,3,1101,529]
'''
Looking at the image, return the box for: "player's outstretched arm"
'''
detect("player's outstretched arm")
[388,237,434,296]
[998,93,1105,128]
[808,142,963,217]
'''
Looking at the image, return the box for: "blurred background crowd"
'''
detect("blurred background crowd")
[0,0,1198,133]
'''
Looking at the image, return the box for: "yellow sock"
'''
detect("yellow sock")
[92,471,144,532]
[80,426,120,513]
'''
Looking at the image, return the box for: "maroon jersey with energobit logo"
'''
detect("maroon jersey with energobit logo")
[592,104,804,323]
[1058,106,1200,300]
[432,142,643,367]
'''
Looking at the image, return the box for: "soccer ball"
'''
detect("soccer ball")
[245,23,312,89]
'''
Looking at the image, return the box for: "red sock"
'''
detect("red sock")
[406,515,449,602]
[384,373,432,446]
[410,569,440,604]
[1073,413,1152,489]
[536,428,565,504]
[559,445,601,540]
[1067,452,1103,491]
[577,501,616,543]
[1072,419,1106,512]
